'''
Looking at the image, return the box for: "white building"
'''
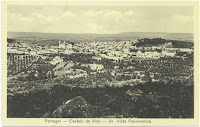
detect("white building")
[162,50,176,57]
[64,48,74,54]
[59,41,66,49]
[89,64,105,73]
[50,56,64,65]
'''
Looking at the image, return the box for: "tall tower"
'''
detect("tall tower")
[59,41,66,49]
[58,41,61,48]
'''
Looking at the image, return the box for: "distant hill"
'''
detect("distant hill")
[7,38,16,43]
[7,32,193,44]
[136,38,193,48]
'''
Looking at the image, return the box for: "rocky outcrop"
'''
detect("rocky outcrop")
[52,96,91,118]
[126,88,144,101]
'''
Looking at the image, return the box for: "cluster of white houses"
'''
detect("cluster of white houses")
[48,54,161,82]
[50,58,106,79]
[8,39,193,81]
[8,40,193,59]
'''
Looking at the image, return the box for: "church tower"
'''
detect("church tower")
[59,41,66,49]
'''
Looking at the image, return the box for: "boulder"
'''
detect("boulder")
[126,88,144,101]
[52,96,91,118]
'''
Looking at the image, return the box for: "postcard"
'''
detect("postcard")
[1,1,199,126]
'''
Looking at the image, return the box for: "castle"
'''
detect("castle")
[59,41,73,49]
[59,41,67,49]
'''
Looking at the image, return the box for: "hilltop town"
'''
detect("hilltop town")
[7,38,193,86]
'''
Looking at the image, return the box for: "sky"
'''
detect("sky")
[7,5,194,34]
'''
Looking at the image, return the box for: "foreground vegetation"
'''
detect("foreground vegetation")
[7,80,193,118]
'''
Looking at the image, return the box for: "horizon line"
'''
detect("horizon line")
[7,31,193,35]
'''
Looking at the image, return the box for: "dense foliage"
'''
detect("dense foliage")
[136,38,193,48]
[7,81,193,118]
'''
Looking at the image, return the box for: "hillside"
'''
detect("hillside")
[8,32,193,43]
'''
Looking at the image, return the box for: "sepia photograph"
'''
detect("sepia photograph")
[1,1,199,126]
